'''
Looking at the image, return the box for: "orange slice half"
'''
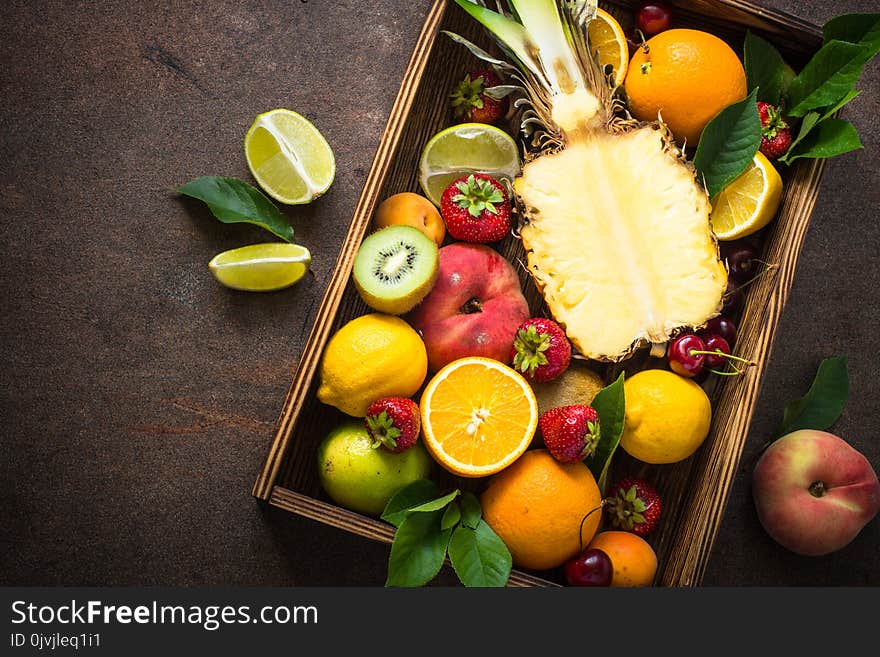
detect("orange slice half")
[419,357,539,478]
[589,8,629,87]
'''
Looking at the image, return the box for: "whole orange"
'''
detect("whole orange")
[588,531,658,587]
[624,28,747,146]
[480,449,603,571]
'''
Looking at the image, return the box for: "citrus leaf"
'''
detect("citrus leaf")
[744,31,787,106]
[822,13,880,48]
[585,372,625,493]
[385,510,451,587]
[178,176,295,243]
[381,479,440,528]
[447,520,511,587]
[694,89,762,198]
[779,89,861,164]
[459,491,482,530]
[786,40,879,117]
[441,502,462,531]
[783,118,863,163]
[774,356,849,439]
[406,490,461,515]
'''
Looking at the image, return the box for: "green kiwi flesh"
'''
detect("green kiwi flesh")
[353,225,439,315]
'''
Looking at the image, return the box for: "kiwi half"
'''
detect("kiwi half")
[353,225,439,315]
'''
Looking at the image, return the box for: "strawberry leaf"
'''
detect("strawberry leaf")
[584,372,626,494]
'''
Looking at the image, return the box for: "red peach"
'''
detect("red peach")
[752,429,880,556]
[407,243,530,372]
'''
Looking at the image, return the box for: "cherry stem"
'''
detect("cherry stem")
[690,350,756,366]
[736,261,779,293]
[577,501,606,554]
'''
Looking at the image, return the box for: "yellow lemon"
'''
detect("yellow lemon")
[620,369,712,464]
[317,313,428,417]
[710,151,784,241]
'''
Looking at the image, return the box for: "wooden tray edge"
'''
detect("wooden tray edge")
[252,0,449,500]
[268,485,560,587]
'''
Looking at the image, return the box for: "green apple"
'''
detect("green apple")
[317,420,432,516]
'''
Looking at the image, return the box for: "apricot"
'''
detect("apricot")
[374,192,446,246]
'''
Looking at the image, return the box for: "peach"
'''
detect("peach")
[407,243,530,372]
[752,429,880,556]
[374,192,446,246]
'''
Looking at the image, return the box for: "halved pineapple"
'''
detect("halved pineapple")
[453,0,727,361]
[517,129,727,360]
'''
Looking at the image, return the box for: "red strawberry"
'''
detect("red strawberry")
[449,69,509,125]
[364,397,420,454]
[510,317,572,383]
[605,477,662,536]
[440,173,511,243]
[538,405,601,464]
[757,101,792,160]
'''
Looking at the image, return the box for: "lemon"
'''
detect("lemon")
[620,369,712,464]
[317,420,432,516]
[588,9,629,87]
[244,108,335,205]
[317,314,428,417]
[208,242,311,292]
[710,151,783,240]
[418,123,521,206]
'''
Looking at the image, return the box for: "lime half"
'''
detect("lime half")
[418,123,521,205]
[244,108,335,205]
[209,243,311,292]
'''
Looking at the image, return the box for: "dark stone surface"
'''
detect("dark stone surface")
[1,1,877,587]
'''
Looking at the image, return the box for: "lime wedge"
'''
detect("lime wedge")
[244,109,335,205]
[418,123,521,205]
[209,243,311,292]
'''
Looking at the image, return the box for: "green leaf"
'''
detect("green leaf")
[459,492,482,530]
[823,14,880,48]
[786,40,879,117]
[584,372,626,493]
[780,89,861,164]
[385,510,452,587]
[406,489,461,515]
[744,31,787,106]
[775,356,849,439]
[694,89,762,198]
[178,176,295,243]
[441,502,462,531]
[783,118,863,163]
[447,520,512,587]
[381,479,440,528]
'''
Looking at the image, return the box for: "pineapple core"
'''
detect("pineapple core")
[517,126,727,361]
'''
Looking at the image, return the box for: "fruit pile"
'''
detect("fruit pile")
[312,2,880,587]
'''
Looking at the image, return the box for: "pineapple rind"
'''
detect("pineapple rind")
[517,126,727,361]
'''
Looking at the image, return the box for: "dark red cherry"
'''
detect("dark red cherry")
[668,333,706,378]
[636,3,673,36]
[564,548,613,587]
[723,244,760,284]
[701,316,738,347]
[701,333,731,368]
[723,279,744,313]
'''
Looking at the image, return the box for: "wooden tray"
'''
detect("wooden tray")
[253,0,827,587]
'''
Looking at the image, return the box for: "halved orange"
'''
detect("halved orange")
[419,357,539,478]
[588,8,629,87]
